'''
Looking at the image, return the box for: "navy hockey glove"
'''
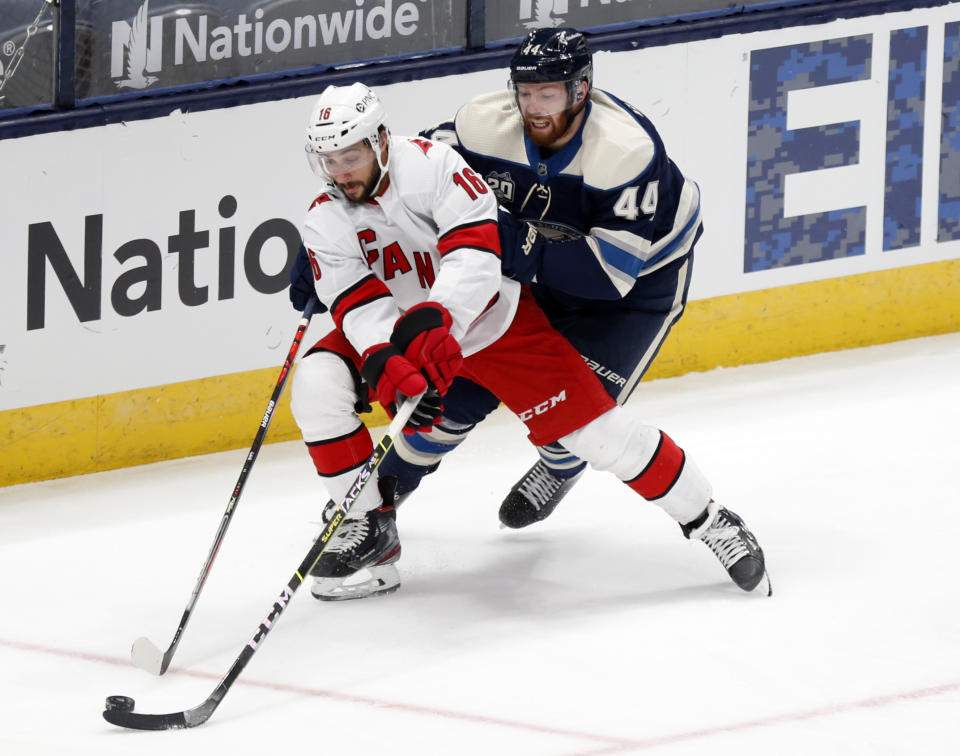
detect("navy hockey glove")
[360,343,434,433]
[288,244,326,313]
[391,302,463,395]
[497,208,544,285]
[406,389,445,433]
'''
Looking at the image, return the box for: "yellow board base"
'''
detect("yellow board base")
[3,258,959,488]
[648,257,960,379]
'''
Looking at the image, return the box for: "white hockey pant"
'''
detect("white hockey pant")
[289,350,383,515]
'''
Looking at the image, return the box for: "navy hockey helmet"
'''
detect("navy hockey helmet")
[509,27,593,107]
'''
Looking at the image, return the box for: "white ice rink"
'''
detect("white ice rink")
[2,332,959,755]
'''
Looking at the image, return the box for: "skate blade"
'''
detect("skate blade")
[739,566,772,597]
[759,569,772,597]
[311,564,401,601]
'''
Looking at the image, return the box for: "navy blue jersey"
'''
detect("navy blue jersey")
[423,89,701,311]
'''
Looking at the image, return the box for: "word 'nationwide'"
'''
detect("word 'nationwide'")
[25,195,300,331]
[111,0,424,86]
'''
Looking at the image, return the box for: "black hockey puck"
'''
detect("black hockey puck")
[105,695,135,712]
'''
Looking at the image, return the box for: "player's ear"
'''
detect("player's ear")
[378,126,390,158]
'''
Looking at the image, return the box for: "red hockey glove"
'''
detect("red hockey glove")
[391,302,464,395]
[360,343,434,432]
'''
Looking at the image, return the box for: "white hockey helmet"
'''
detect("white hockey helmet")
[304,83,390,182]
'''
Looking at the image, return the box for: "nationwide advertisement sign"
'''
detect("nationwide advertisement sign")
[485,0,799,42]
[1,0,817,109]
[76,0,466,100]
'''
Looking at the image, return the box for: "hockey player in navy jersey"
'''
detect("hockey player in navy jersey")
[376,28,706,528]
[289,78,769,601]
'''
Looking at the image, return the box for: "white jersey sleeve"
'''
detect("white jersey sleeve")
[301,193,399,355]
[411,138,503,343]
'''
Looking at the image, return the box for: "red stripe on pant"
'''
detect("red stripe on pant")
[625,431,685,500]
[306,425,373,477]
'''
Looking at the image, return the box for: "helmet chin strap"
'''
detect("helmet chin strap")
[369,166,388,197]
[370,134,391,196]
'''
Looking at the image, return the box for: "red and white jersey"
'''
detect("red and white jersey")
[302,136,520,358]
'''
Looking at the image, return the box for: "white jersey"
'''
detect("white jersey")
[302,136,520,358]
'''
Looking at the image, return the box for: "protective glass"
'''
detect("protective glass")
[509,78,581,117]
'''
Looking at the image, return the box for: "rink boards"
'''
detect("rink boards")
[2,2,960,486]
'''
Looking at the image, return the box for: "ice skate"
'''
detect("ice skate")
[682,501,771,596]
[499,460,585,528]
[310,484,402,601]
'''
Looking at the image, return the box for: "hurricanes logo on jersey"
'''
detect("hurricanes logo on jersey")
[411,138,434,155]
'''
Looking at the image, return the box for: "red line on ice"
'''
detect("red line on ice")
[2,637,956,751]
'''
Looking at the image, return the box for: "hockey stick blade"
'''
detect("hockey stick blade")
[103,394,423,731]
[102,696,219,730]
[130,302,316,676]
[103,707,186,730]
[130,636,167,676]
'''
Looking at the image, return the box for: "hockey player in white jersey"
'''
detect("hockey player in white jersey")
[289,82,769,600]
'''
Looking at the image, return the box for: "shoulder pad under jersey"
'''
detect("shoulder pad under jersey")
[579,90,658,191]
[453,91,529,166]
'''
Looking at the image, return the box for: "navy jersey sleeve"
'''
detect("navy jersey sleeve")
[419,120,462,152]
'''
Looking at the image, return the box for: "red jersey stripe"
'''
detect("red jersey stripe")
[437,220,500,257]
[330,275,392,332]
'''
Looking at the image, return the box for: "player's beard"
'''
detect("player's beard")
[523,111,572,148]
[523,98,585,149]
[337,165,383,203]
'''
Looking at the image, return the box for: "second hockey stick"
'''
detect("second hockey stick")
[131,299,317,676]
[104,392,423,730]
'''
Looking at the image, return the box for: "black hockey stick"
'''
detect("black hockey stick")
[103,393,422,730]
[131,299,317,676]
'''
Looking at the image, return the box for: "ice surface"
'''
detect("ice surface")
[1,333,958,755]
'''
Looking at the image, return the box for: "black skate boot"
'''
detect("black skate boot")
[682,502,771,596]
[499,461,585,529]
[310,479,402,601]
